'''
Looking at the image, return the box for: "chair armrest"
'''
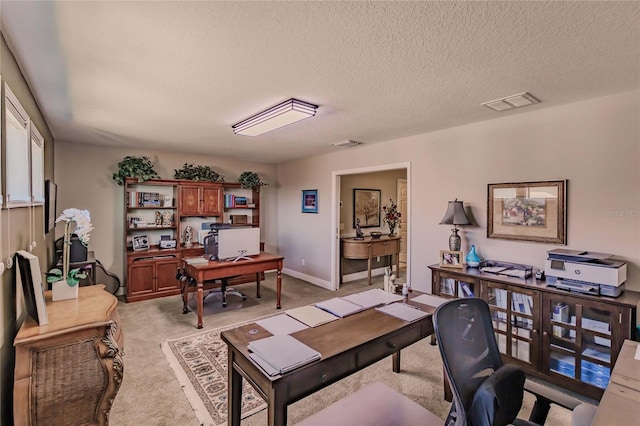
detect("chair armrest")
[524,378,584,411]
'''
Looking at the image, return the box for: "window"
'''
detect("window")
[31,125,44,204]
[5,84,31,207]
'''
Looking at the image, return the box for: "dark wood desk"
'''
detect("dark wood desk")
[221,296,438,426]
[182,252,284,329]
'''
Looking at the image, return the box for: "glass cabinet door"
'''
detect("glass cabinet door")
[435,271,477,299]
[483,281,538,368]
[543,293,618,391]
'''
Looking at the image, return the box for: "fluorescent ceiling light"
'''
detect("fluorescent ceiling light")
[330,140,362,148]
[232,98,318,136]
[482,92,540,112]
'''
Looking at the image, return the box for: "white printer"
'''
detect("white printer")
[544,249,627,297]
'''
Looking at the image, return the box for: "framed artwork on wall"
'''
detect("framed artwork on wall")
[44,180,57,234]
[353,188,381,228]
[487,180,567,244]
[302,189,318,213]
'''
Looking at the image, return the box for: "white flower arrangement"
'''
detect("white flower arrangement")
[47,208,94,286]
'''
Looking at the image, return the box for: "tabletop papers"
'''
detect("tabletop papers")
[285,305,340,327]
[256,314,309,335]
[248,334,321,376]
[411,294,448,308]
[315,297,364,318]
[184,257,209,266]
[341,288,404,309]
[376,302,430,322]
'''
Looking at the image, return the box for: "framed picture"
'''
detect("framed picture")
[440,250,463,268]
[353,188,381,228]
[44,180,57,234]
[132,235,150,251]
[487,180,566,244]
[302,189,318,213]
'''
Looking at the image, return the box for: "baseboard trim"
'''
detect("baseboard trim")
[282,268,332,290]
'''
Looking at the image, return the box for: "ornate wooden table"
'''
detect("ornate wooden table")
[341,235,401,285]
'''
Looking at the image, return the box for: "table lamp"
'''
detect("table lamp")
[439,199,471,251]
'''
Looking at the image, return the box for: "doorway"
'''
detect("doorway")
[331,162,411,291]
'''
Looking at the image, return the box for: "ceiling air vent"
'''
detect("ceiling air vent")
[482,92,540,112]
[330,140,362,148]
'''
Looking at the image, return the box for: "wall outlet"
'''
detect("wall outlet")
[376,256,380,262]
[301,259,305,266]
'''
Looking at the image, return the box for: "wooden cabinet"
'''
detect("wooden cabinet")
[341,236,401,285]
[14,285,123,426]
[126,251,181,302]
[179,184,223,217]
[429,264,639,400]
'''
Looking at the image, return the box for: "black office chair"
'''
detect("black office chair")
[433,298,597,426]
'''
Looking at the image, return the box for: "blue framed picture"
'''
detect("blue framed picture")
[302,189,318,213]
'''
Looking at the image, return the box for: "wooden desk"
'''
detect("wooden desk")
[14,285,123,426]
[341,236,401,285]
[182,252,284,329]
[592,339,640,425]
[221,295,438,426]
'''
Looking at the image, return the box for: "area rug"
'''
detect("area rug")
[161,316,273,426]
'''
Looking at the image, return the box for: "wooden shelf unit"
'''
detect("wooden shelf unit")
[429,264,639,400]
[123,178,262,302]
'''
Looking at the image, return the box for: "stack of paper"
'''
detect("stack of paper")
[376,302,429,322]
[342,289,404,309]
[285,305,340,327]
[248,334,321,376]
[412,294,448,308]
[184,257,209,266]
[315,297,364,318]
[256,314,309,335]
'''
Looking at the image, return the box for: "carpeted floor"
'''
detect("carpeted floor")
[110,273,574,425]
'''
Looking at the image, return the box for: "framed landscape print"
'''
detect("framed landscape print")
[302,189,318,213]
[353,188,381,228]
[487,180,566,244]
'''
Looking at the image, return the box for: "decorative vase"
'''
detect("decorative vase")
[465,244,481,267]
[52,279,79,301]
[388,225,396,236]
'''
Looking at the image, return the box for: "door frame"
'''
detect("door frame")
[331,162,411,291]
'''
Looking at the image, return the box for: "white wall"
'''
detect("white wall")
[277,91,640,293]
[54,142,278,283]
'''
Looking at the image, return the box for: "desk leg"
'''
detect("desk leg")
[256,272,261,298]
[267,390,287,426]
[396,252,400,278]
[367,257,372,285]
[228,351,242,426]
[276,269,282,309]
[197,282,204,329]
[392,350,401,373]
[182,282,189,314]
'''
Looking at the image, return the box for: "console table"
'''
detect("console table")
[13,285,123,426]
[341,236,401,285]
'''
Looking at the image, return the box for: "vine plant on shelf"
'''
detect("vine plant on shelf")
[112,156,160,185]
[236,171,267,191]
[173,163,225,182]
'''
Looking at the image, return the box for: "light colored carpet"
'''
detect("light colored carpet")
[110,273,573,425]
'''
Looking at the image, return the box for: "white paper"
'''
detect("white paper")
[342,289,403,309]
[635,344,640,361]
[315,297,364,317]
[376,302,429,322]
[248,334,321,374]
[285,305,340,327]
[412,294,448,308]
[256,314,308,335]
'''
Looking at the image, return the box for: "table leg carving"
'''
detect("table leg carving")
[256,272,261,298]
[276,269,282,309]
[197,282,204,329]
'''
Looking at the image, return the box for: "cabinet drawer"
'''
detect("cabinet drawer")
[371,240,398,256]
[356,326,420,368]
[342,241,370,259]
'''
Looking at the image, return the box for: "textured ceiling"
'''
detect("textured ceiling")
[2,1,638,164]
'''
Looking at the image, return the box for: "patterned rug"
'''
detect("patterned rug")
[161,317,272,426]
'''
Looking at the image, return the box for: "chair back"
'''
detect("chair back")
[434,297,524,426]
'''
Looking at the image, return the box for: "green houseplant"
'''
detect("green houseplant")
[173,163,224,182]
[112,156,160,185]
[236,171,267,191]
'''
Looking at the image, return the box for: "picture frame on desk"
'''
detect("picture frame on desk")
[353,188,380,227]
[440,250,463,268]
[302,189,318,213]
[487,180,567,244]
[132,235,150,251]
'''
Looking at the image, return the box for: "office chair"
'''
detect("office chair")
[203,276,247,307]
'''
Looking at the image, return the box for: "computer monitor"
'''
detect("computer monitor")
[217,227,260,261]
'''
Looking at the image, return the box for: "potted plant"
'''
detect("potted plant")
[112,156,160,185]
[236,171,267,191]
[173,163,225,182]
[47,208,93,301]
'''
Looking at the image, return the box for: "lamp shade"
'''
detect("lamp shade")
[439,199,471,225]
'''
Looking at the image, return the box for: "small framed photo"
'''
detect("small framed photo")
[132,235,150,251]
[163,195,173,207]
[440,250,463,268]
[302,189,318,213]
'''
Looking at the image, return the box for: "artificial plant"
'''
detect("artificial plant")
[112,156,160,185]
[173,163,224,182]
